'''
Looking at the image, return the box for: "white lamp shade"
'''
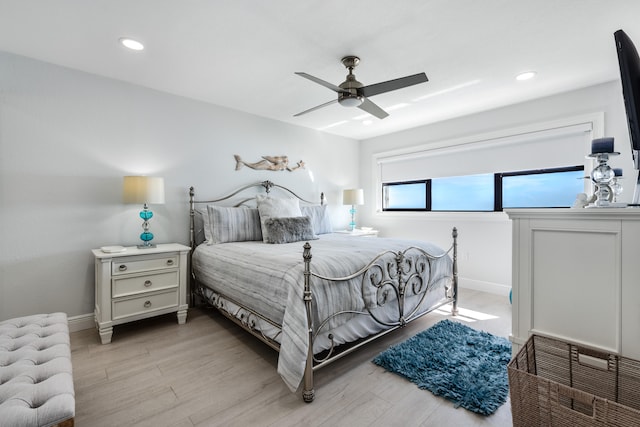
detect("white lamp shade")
[343,188,364,205]
[123,176,165,204]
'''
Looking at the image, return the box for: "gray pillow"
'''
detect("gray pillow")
[300,205,333,234]
[207,205,263,244]
[263,216,318,244]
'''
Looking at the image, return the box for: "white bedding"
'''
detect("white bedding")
[192,233,453,392]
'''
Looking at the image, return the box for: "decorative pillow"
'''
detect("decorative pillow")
[194,207,208,246]
[263,216,318,244]
[300,205,333,234]
[206,205,263,244]
[256,195,302,242]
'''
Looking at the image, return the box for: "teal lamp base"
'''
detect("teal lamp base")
[137,237,156,249]
[137,204,156,248]
[349,205,357,231]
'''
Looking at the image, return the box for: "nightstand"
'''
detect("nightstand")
[334,229,379,237]
[92,243,190,344]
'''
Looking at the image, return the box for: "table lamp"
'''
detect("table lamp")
[123,176,165,248]
[343,188,364,231]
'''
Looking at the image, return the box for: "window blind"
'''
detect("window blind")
[378,123,593,183]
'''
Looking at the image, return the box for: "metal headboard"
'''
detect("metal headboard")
[188,180,325,251]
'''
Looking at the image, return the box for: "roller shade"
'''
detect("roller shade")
[379,123,593,183]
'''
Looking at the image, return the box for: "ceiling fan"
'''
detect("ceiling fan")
[294,56,428,119]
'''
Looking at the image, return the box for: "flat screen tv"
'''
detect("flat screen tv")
[614,29,640,203]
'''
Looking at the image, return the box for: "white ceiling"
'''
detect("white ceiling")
[1,1,639,140]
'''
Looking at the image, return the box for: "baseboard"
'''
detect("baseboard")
[458,277,510,296]
[67,313,95,332]
[65,279,509,331]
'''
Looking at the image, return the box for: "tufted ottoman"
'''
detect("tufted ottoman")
[0,313,75,427]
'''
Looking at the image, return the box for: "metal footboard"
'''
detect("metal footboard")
[301,227,458,402]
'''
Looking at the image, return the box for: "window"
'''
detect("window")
[431,174,494,211]
[376,116,600,212]
[501,167,585,209]
[382,166,583,211]
[383,181,427,210]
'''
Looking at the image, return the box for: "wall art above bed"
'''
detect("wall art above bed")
[234,154,305,172]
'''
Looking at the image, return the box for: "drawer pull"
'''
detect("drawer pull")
[166,259,174,266]
[118,265,127,272]
[144,280,152,287]
[144,300,152,308]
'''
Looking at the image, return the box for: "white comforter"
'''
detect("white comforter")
[192,233,452,392]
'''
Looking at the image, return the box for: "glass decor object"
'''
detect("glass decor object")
[123,176,165,248]
[586,138,625,208]
[589,152,616,207]
[611,168,624,203]
[343,188,364,231]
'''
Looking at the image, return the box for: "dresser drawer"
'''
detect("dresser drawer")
[112,290,178,320]
[112,255,178,275]
[112,270,178,298]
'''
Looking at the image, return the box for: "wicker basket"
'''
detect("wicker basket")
[508,335,640,426]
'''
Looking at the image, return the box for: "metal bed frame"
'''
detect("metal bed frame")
[188,180,458,402]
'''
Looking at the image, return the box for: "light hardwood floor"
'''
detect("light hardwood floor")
[70,288,513,426]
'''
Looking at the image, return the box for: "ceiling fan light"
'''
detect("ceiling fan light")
[338,96,363,107]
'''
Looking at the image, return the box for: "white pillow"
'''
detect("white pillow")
[256,195,302,242]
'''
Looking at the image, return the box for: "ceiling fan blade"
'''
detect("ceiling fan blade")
[359,73,428,98]
[293,99,339,117]
[295,72,349,94]
[358,97,389,119]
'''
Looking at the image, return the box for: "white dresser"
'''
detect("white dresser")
[506,208,640,359]
[92,243,190,344]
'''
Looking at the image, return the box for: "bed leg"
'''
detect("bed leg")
[451,227,459,316]
[303,386,315,403]
[189,186,196,307]
[302,242,315,402]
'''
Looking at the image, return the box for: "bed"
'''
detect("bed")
[189,180,458,402]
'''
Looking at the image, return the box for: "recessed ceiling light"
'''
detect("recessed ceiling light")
[119,37,144,51]
[516,71,537,81]
[362,120,373,126]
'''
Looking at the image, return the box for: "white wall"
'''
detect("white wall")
[0,51,359,321]
[359,81,632,296]
[1,49,632,321]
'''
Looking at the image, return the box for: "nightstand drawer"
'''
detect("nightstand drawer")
[112,270,179,298]
[112,290,178,320]
[112,255,178,275]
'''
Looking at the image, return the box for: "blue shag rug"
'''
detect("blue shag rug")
[372,319,511,416]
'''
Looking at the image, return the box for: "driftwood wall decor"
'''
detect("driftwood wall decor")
[234,155,305,172]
